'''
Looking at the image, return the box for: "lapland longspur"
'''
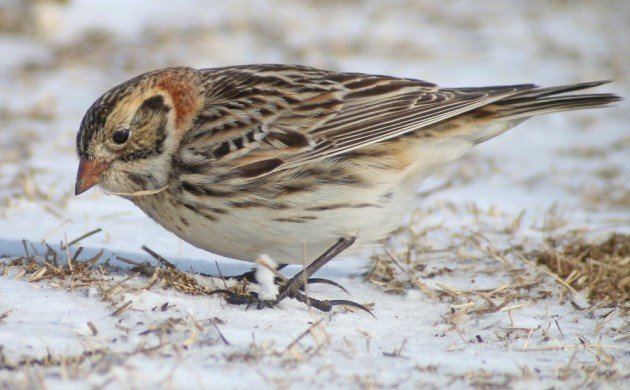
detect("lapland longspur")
[75,65,620,310]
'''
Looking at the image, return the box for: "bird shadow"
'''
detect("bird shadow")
[0,237,252,278]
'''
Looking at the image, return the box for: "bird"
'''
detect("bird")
[74,64,620,311]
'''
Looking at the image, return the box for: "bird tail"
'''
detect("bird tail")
[494,81,621,120]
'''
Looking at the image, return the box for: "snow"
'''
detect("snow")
[0,0,628,388]
[255,255,280,301]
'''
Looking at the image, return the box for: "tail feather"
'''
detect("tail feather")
[495,81,621,119]
[502,80,612,100]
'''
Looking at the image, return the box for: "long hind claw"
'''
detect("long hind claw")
[326,299,374,316]
[287,289,374,316]
[304,278,349,294]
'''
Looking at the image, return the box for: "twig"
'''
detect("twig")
[70,247,83,263]
[61,228,102,249]
[116,256,155,276]
[110,300,133,317]
[141,245,176,269]
[211,321,230,345]
[384,249,437,299]
[522,328,534,349]
[383,339,408,358]
[284,317,326,353]
[87,321,98,336]
[555,319,565,339]
[21,239,29,258]
[215,260,229,289]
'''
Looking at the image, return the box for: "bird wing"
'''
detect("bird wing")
[178,65,534,178]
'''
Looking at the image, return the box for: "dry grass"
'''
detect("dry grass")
[367,199,628,310]
[580,184,630,211]
[365,212,628,387]
[526,233,629,306]
[1,250,252,322]
[365,201,629,386]
[6,248,106,284]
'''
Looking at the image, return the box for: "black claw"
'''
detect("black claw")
[304,278,350,294]
[289,289,374,316]
[327,299,375,317]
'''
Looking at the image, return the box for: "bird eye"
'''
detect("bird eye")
[112,129,130,144]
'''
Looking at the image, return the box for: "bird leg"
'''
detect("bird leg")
[276,236,356,300]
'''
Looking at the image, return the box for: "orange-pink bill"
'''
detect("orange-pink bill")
[75,156,109,195]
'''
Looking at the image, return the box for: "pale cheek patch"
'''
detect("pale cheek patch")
[255,254,279,300]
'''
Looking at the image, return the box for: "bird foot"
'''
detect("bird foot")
[210,237,373,315]
[210,288,372,315]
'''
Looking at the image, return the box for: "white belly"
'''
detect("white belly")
[133,180,415,264]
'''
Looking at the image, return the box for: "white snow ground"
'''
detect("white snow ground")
[0,0,628,388]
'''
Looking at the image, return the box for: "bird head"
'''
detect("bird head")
[74,67,202,196]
